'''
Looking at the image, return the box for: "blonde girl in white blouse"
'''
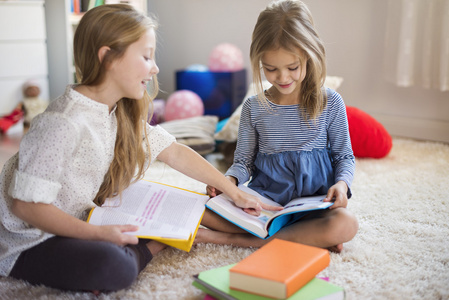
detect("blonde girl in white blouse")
[0,4,279,293]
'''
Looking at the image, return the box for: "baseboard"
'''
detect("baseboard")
[371,113,449,144]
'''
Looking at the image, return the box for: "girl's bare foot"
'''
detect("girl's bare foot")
[327,244,343,253]
[146,240,167,255]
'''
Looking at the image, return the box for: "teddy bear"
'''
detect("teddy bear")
[22,80,48,127]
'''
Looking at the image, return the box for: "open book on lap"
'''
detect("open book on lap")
[206,185,332,239]
[87,180,209,252]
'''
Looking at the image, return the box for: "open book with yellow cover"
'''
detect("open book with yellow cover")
[86,179,209,252]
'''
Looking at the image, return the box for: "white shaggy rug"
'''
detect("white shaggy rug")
[0,137,448,300]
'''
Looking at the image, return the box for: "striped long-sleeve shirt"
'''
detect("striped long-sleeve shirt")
[225,88,355,190]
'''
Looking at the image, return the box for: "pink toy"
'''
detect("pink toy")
[164,90,204,121]
[208,43,244,72]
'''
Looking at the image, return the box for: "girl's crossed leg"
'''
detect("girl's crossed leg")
[197,207,358,253]
[9,236,164,292]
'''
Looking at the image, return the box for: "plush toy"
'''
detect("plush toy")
[22,81,48,127]
[346,106,392,158]
[208,43,244,72]
[164,90,204,121]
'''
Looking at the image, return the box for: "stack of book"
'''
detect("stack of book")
[192,239,345,300]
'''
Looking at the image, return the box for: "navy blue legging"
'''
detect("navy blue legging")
[9,236,153,292]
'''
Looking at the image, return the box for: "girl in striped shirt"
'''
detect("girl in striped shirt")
[199,0,358,253]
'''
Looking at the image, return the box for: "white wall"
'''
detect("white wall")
[0,1,49,115]
[150,0,449,143]
[147,0,268,92]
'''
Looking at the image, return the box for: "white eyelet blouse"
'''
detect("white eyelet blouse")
[0,85,175,276]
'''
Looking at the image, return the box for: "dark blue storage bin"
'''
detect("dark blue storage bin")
[176,69,247,119]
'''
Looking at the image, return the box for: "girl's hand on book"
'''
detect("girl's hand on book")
[324,181,348,209]
[233,191,283,216]
[206,185,222,197]
[98,224,139,246]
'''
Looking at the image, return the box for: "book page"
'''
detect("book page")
[238,185,331,219]
[206,194,269,238]
[273,194,332,218]
[206,185,282,238]
[90,180,209,238]
[88,207,191,239]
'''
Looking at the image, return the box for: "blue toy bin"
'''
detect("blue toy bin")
[176,69,247,119]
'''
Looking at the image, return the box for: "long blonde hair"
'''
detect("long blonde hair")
[250,0,327,120]
[73,4,159,206]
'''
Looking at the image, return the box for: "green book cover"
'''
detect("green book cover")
[193,264,345,300]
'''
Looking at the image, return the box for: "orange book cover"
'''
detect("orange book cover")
[229,239,330,299]
[73,0,81,14]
